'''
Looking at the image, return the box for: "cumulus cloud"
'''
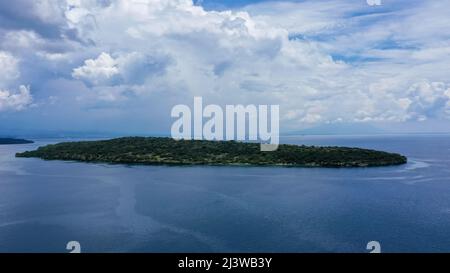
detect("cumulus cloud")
[0,51,20,84]
[72,51,171,88]
[72,52,119,86]
[0,85,33,111]
[0,51,33,112]
[404,81,450,121]
[60,0,450,127]
[1,0,450,131]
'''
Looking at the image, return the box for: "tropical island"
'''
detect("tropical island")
[0,138,34,145]
[15,137,407,167]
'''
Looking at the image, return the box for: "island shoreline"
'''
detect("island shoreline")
[16,137,408,168]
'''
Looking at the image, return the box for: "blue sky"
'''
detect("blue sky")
[1,0,450,136]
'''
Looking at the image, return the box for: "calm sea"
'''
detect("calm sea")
[1,135,450,253]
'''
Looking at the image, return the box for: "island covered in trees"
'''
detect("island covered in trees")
[15,137,407,167]
[0,138,34,145]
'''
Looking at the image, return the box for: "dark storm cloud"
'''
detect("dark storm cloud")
[0,1,63,38]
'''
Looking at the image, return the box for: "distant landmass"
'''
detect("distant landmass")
[287,123,386,135]
[16,137,407,167]
[0,138,34,145]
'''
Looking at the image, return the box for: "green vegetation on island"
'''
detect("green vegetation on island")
[15,137,407,167]
[0,138,34,145]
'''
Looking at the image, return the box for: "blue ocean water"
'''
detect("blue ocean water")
[1,135,450,253]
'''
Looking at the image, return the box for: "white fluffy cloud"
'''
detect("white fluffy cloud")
[0,85,33,111]
[0,51,20,84]
[72,52,120,86]
[60,0,450,127]
[0,51,33,112]
[72,51,171,89]
[1,0,450,130]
